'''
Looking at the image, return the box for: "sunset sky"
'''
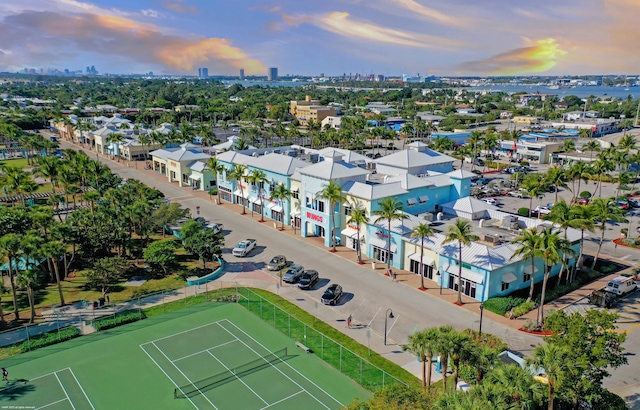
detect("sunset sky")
[0,0,637,77]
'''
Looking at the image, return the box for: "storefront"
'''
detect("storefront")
[446,266,484,299]
[340,226,361,251]
[369,236,395,265]
[408,253,435,279]
[234,189,248,207]
[268,203,284,222]
[219,187,232,203]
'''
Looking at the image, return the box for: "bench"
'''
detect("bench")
[295,341,312,354]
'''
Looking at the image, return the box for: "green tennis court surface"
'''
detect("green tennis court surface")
[0,303,371,409]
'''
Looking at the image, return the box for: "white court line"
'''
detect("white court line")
[140,344,200,410]
[260,390,305,410]
[218,320,342,409]
[367,306,381,328]
[206,350,269,406]
[36,398,68,410]
[141,320,225,345]
[66,368,96,410]
[54,372,76,410]
[153,341,218,409]
[173,339,239,362]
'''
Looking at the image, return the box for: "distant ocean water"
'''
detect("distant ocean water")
[469,84,639,100]
[221,80,312,87]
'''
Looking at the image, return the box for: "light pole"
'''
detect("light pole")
[479,303,485,335]
[436,267,443,295]
[384,309,394,346]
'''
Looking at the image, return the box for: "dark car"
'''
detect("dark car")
[321,284,343,305]
[267,255,287,271]
[298,270,319,290]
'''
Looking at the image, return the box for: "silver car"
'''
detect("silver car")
[282,264,304,283]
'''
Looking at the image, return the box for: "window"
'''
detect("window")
[523,273,531,283]
[316,200,325,213]
[292,189,299,199]
[501,281,510,291]
[305,193,312,207]
[344,205,352,216]
[269,181,276,192]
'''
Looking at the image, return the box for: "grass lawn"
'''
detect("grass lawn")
[0,158,30,169]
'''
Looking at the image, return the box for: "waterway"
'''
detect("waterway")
[221,80,312,87]
[470,84,639,100]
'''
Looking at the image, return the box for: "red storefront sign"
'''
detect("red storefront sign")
[306,211,324,223]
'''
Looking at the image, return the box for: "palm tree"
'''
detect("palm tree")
[582,139,601,162]
[538,227,574,326]
[484,364,543,409]
[317,180,346,252]
[590,198,625,269]
[249,169,268,221]
[0,234,22,321]
[467,130,484,171]
[435,325,455,393]
[137,133,151,161]
[402,328,440,391]
[569,204,595,272]
[269,183,292,230]
[511,227,543,303]
[410,223,435,290]
[545,166,569,203]
[443,219,479,305]
[17,270,39,323]
[561,139,576,153]
[449,331,474,387]
[346,207,368,263]
[526,344,573,410]
[34,156,61,191]
[545,200,574,283]
[372,197,407,269]
[204,157,226,204]
[228,164,247,214]
[106,132,125,161]
[591,157,613,198]
[521,173,545,218]
[568,161,592,200]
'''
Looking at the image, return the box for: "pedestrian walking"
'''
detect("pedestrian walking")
[509,307,515,320]
[2,367,8,382]
[346,314,352,329]
[392,271,397,282]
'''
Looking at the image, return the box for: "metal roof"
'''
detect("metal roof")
[299,160,370,180]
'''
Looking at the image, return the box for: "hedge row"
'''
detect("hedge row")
[93,310,146,331]
[483,297,526,316]
[20,326,80,352]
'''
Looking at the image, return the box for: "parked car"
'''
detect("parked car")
[534,206,552,215]
[194,217,207,224]
[483,197,500,205]
[232,239,257,257]
[282,264,305,283]
[298,270,319,290]
[476,178,491,185]
[321,284,343,305]
[616,199,630,210]
[205,223,224,234]
[267,255,287,271]
[508,191,525,198]
[470,169,483,176]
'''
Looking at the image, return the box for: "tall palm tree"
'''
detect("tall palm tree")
[590,198,625,269]
[347,207,368,263]
[204,157,226,204]
[0,234,22,321]
[228,164,247,214]
[402,327,440,391]
[538,227,574,326]
[484,364,544,409]
[449,331,474,387]
[435,325,455,393]
[591,157,613,198]
[249,169,268,221]
[17,270,39,323]
[34,156,61,191]
[568,161,592,200]
[521,173,545,218]
[372,197,407,269]
[467,130,484,171]
[269,183,292,230]
[511,227,543,303]
[317,180,346,252]
[443,219,479,305]
[545,200,574,283]
[526,344,573,410]
[410,223,435,290]
[106,132,125,161]
[545,166,569,203]
[582,139,601,162]
[1,166,37,206]
[569,204,595,273]
[137,133,151,161]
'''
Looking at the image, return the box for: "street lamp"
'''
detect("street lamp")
[479,303,485,335]
[436,267,443,295]
[384,309,394,346]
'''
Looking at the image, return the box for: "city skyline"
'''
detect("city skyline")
[0,1,638,77]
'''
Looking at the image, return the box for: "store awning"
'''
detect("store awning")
[419,196,429,203]
[249,197,260,204]
[407,198,417,206]
[523,265,540,275]
[233,189,246,198]
[290,211,301,217]
[446,266,484,284]
[369,237,397,253]
[502,272,517,283]
[408,253,435,266]
[271,205,283,213]
[190,175,201,181]
[340,227,359,238]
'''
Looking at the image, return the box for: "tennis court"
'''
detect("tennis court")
[141,319,343,409]
[0,302,370,409]
[0,367,95,409]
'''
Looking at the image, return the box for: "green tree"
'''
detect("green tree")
[589,198,625,269]
[410,223,435,290]
[153,202,188,238]
[205,157,225,204]
[41,240,66,306]
[483,364,544,409]
[34,156,61,191]
[372,197,407,270]
[228,164,247,214]
[545,166,569,203]
[511,227,542,303]
[346,207,368,263]
[143,240,178,277]
[435,325,455,393]
[183,229,224,270]
[402,328,439,391]
[569,204,595,273]
[269,183,292,231]
[538,227,574,326]
[526,344,574,410]
[443,219,479,305]
[16,269,40,323]
[0,233,23,320]
[87,256,128,298]
[317,180,346,252]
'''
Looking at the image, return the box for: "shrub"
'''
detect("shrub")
[94,309,145,331]
[513,300,535,317]
[484,297,526,316]
[523,319,538,331]
[520,161,530,167]
[518,207,530,217]
[579,191,592,199]
[20,326,80,352]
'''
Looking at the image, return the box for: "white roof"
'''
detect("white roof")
[442,197,498,214]
[188,161,207,172]
[318,148,371,164]
[151,147,211,162]
[299,160,369,180]
[344,181,408,200]
[369,212,423,236]
[446,169,476,179]
[211,136,257,151]
[247,153,309,176]
[386,173,433,190]
[216,150,253,165]
[374,149,456,169]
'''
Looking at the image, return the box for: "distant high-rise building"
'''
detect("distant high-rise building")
[239,68,245,80]
[267,67,278,81]
[198,67,209,79]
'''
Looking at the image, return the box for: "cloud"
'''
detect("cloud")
[0,10,264,74]
[458,38,566,75]
[161,0,198,15]
[141,9,160,18]
[388,0,471,28]
[283,11,468,50]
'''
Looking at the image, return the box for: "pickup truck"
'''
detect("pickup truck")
[232,239,257,257]
[205,223,224,235]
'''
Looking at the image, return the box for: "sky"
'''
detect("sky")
[0,0,638,77]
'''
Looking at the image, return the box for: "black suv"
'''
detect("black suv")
[298,270,319,290]
[321,284,343,305]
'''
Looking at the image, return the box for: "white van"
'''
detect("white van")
[604,276,637,296]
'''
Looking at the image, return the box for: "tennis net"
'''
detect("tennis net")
[174,347,288,398]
